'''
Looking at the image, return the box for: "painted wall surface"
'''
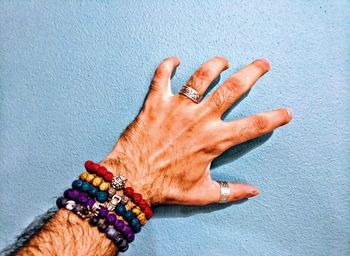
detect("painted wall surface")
[0,1,349,255]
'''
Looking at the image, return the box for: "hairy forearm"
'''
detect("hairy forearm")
[17,209,117,256]
[17,156,150,256]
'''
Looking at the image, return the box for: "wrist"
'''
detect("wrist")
[100,154,155,207]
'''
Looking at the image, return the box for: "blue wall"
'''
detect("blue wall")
[1,1,349,255]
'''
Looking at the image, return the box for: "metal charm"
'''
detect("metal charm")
[76,205,93,219]
[77,202,105,219]
[120,195,129,205]
[107,194,122,211]
[111,175,127,190]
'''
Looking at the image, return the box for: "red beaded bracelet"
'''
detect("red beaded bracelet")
[85,160,153,220]
[84,160,114,182]
[124,187,153,219]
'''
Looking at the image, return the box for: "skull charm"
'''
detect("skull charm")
[111,175,127,190]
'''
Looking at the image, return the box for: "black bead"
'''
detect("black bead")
[98,223,109,232]
[118,239,128,252]
[97,219,109,232]
[56,197,67,208]
[89,217,99,226]
[119,243,129,252]
[114,234,124,246]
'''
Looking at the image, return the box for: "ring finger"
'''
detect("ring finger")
[178,57,229,102]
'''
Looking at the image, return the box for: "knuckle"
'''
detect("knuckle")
[208,92,224,111]
[150,79,162,92]
[186,78,203,92]
[226,76,244,91]
[251,116,269,133]
[202,141,222,155]
[193,68,212,82]
[208,85,236,111]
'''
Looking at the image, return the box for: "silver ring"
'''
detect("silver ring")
[179,84,202,103]
[217,181,230,203]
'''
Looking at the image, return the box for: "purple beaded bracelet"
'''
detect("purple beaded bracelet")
[57,189,132,252]
[57,195,130,252]
[95,206,135,243]
[64,184,135,242]
[64,187,135,241]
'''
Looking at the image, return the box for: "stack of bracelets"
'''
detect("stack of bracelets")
[56,160,153,253]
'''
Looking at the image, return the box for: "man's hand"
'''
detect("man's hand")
[101,57,292,206]
[17,56,292,256]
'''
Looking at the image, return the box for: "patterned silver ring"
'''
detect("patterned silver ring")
[179,84,202,103]
[217,181,230,203]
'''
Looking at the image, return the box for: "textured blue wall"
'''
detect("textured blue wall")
[0,1,349,255]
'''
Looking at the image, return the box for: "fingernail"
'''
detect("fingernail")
[286,108,293,119]
[261,58,271,67]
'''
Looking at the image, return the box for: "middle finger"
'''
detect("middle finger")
[204,59,270,115]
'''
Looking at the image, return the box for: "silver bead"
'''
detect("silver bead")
[111,175,127,190]
[65,200,76,210]
[91,202,103,212]
[121,195,129,205]
[108,187,117,198]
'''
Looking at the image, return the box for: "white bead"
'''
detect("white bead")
[65,200,76,210]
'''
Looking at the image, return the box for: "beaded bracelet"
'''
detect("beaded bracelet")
[56,196,130,252]
[72,172,141,233]
[70,179,136,241]
[85,160,153,221]
[109,189,148,226]
[60,188,133,248]
[114,202,142,233]
[131,206,147,226]
[105,192,143,233]
[89,217,129,252]
[55,160,154,253]
[72,179,108,203]
[95,207,135,243]
[84,160,114,182]
[124,187,153,220]
[80,172,110,191]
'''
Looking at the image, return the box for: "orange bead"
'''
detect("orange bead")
[92,177,103,187]
[79,172,89,181]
